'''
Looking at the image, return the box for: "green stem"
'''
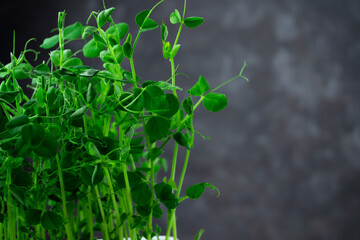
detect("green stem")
[6,169,15,240]
[177,149,191,198]
[104,167,122,240]
[94,186,110,240]
[87,187,94,240]
[173,0,187,48]
[131,0,166,52]
[56,154,74,240]
[166,150,191,240]
[58,13,65,67]
[122,164,136,239]
[129,57,137,88]
[170,143,179,181]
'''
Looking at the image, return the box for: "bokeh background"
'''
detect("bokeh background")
[1,0,360,239]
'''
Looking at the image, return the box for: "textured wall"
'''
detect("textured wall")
[1,0,360,239]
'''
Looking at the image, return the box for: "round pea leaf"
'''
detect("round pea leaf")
[131,182,152,206]
[188,75,210,96]
[41,211,64,230]
[185,182,220,199]
[25,209,42,226]
[64,22,83,40]
[40,35,59,49]
[33,133,58,158]
[145,116,171,141]
[184,17,204,29]
[83,39,106,58]
[203,93,228,112]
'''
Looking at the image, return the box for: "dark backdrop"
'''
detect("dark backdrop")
[1,0,360,239]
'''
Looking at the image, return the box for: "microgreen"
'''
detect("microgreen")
[0,0,247,240]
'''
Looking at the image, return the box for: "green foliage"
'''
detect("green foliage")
[41,211,64,230]
[170,9,182,24]
[186,182,220,199]
[188,75,210,96]
[184,17,204,28]
[203,92,228,112]
[0,1,247,239]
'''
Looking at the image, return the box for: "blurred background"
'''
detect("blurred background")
[1,0,360,239]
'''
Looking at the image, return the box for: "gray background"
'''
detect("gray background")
[1,0,360,239]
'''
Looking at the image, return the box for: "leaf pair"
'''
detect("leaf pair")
[188,76,228,112]
[136,10,158,32]
[40,22,83,49]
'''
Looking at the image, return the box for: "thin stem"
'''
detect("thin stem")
[131,0,166,52]
[6,169,15,240]
[210,62,247,93]
[56,154,75,240]
[104,167,122,240]
[170,143,179,181]
[166,150,191,240]
[94,186,110,240]
[87,187,94,240]
[177,149,191,198]
[173,0,187,47]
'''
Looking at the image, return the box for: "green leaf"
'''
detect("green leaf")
[185,182,220,199]
[100,50,116,64]
[161,22,168,42]
[154,183,179,209]
[106,23,129,39]
[80,164,104,186]
[113,45,124,64]
[141,18,159,32]
[123,42,132,58]
[62,57,83,67]
[34,63,50,75]
[170,44,181,59]
[131,182,152,206]
[182,97,193,115]
[188,75,210,96]
[83,39,106,58]
[170,9,181,24]
[162,41,171,59]
[5,115,29,130]
[87,83,96,103]
[85,142,101,158]
[145,116,171,142]
[33,133,58,158]
[64,22,83,40]
[136,205,151,217]
[40,35,59,49]
[116,171,144,189]
[143,85,167,112]
[135,9,150,28]
[184,17,204,29]
[82,26,98,39]
[79,68,99,77]
[194,229,205,240]
[173,132,190,150]
[21,124,45,148]
[155,81,182,91]
[14,63,32,80]
[41,211,64,230]
[93,32,107,47]
[70,106,87,119]
[147,147,164,161]
[159,94,180,118]
[203,93,228,112]
[50,50,61,66]
[25,209,42,226]
[152,203,163,219]
[97,7,115,28]
[0,91,20,103]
